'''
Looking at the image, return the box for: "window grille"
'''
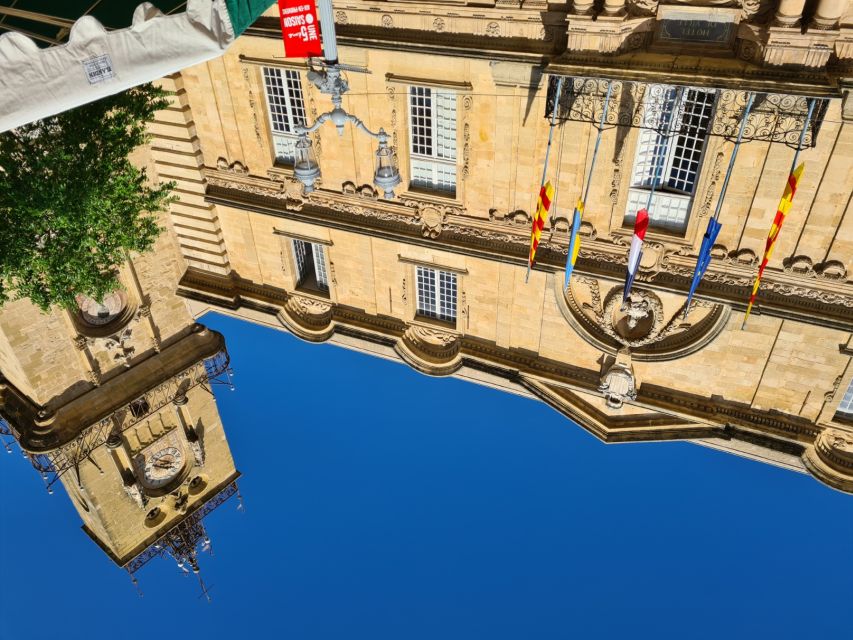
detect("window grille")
[129,398,150,419]
[263,67,307,163]
[838,379,853,416]
[625,85,716,233]
[416,266,457,322]
[292,239,329,292]
[409,87,457,194]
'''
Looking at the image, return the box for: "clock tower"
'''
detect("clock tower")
[0,213,241,588]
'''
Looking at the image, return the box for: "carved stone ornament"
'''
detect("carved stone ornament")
[740,0,775,22]
[103,327,136,368]
[189,438,205,467]
[485,22,501,37]
[397,325,462,376]
[415,206,446,239]
[489,208,532,227]
[561,278,730,361]
[783,255,849,282]
[628,0,659,17]
[208,175,304,211]
[433,17,446,32]
[280,295,335,342]
[124,479,148,509]
[401,197,464,238]
[382,14,393,28]
[216,157,248,174]
[824,376,843,403]
[599,348,638,409]
[288,295,332,318]
[803,428,853,494]
[241,65,263,146]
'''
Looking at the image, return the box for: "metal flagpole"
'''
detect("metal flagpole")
[551,103,569,232]
[790,98,816,175]
[741,97,816,330]
[713,92,755,223]
[628,155,660,289]
[564,81,613,290]
[624,90,678,301]
[582,81,613,208]
[683,92,755,320]
[526,75,564,284]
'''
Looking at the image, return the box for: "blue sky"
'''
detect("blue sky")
[1,311,851,639]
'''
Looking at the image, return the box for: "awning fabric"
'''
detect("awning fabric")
[0,0,274,132]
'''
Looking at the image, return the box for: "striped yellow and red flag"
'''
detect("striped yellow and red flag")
[528,181,555,269]
[743,162,805,327]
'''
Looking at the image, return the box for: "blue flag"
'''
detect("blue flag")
[564,202,583,289]
[684,218,722,318]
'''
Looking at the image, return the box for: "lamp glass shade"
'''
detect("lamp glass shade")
[373,144,401,199]
[293,136,321,192]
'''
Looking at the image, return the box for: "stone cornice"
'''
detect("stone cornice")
[176,268,835,467]
[245,16,563,61]
[204,178,853,331]
[0,327,225,453]
[545,53,841,96]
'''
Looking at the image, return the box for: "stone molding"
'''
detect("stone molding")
[803,428,853,493]
[176,268,853,493]
[0,327,225,454]
[557,275,732,361]
[204,179,853,330]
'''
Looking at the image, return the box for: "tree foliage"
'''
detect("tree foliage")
[0,84,174,311]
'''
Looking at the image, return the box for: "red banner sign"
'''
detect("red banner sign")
[277,0,323,58]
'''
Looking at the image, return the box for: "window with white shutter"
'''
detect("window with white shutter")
[416,266,457,323]
[408,87,457,195]
[263,67,307,164]
[837,378,853,416]
[625,85,716,233]
[292,239,329,293]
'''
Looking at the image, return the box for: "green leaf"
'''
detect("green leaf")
[0,84,174,312]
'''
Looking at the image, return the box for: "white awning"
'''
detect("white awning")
[0,0,242,132]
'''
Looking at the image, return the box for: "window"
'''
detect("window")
[263,67,307,164]
[292,239,329,293]
[625,85,716,233]
[837,379,853,416]
[408,87,457,195]
[416,266,457,323]
[129,397,150,420]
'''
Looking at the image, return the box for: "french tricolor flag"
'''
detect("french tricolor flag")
[623,208,649,301]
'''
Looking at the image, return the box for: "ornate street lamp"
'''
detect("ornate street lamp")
[292,0,401,199]
[293,134,321,193]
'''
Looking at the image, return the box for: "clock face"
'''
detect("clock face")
[141,446,184,488]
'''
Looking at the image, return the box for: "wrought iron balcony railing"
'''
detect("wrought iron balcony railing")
[545,76,829,147]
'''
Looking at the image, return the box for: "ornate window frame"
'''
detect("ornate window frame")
[275,229,335,301]
[398,255,467,332]
[385,74,472,206]
[261,65,309,166]
[623,84,717,235]
[827,362,853,428]
[239,56,313,176]
[70,289,137,339]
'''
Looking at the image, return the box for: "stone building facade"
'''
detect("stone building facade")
[0,194,240,579]
[144,1,853,493]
